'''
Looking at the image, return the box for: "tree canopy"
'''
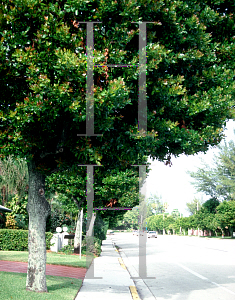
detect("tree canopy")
[0,0,234,168]
[186,197,202,215]
[0,0,234,293]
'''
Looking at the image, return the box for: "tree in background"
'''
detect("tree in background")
[179,217,191,235]
[186,198,202,215]
[115,206,139,230]
[202,198,220,214]
[147,213,176,234]
[0,0,234,293]
[216,200,235,237]
[215,140,235,200]
[171,208,182,220]
[147,194,165,215]
[46,167,140,229]
[188,139,235,201]
[116,194,168,230]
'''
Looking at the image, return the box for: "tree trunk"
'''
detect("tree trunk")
[74,210,82,254]
[229,227,233,238]
[87,212,96,237]
[26,160,51,293]
[1,186,6,206]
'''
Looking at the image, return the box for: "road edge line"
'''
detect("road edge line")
[118,257,127,270]
[129,285,141,300]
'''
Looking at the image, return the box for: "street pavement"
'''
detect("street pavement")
[112,232,235,300]
[74,235,138,300]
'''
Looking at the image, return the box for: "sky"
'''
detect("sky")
[142,119,235,217]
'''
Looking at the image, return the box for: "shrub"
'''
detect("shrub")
[59,244,74,255]
[0,229,53,251]
[15,214,28,230]
[81,236,102,257]
[5,215,18,229]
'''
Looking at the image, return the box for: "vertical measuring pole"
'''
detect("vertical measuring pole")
[77,164,102,279]
[77,22,102,137]
[86,165,102,279]
[80,208,83,260]
[132,164,155,279]
[138,22,147,135]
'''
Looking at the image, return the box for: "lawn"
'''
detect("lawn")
[199,236,234,239]
[0,251,87,268]
[0,271,82,300]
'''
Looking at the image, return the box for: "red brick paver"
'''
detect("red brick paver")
[0,260,86,279]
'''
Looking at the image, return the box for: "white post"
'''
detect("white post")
[80,208,83,260]
[56,227,62,252]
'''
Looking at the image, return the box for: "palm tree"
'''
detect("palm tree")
[0,155,29,205]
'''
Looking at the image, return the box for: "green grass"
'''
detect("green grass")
[0,251,88,268]
[199,236,234,239]
[0,271,82,300]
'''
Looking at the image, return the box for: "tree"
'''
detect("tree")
[216,200,235,237]
[0,0,234,293]
[46,167,140,227]
[46,167,140,251]
[188,139,235,201]
[147,194,164,215]
[202,198,220,214]
[186,198,202,215]
[171,208,181,220]
[179,217,191,235]
[120,206,139,229]
[215,140,235,200]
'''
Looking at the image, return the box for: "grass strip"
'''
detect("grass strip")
[0,271,82,300]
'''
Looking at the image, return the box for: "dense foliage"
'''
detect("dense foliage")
[0,229,53,250]
[0,0,234,292]
[0,0,234,169]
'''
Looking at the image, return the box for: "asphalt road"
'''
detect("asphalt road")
[112,232,235,300]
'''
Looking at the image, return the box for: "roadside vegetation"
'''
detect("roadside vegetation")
[0,272,81,300]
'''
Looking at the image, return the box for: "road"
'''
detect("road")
[111,232,235,300]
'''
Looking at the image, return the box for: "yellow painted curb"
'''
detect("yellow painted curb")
[129,286,141,300]
[118,257,127,270]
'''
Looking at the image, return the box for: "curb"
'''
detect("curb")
[129,286,141,300]
[118,257,127,270]
[112,241,142,300]
[114,241,156,300]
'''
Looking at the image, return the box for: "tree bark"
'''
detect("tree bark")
[87,213,96,237]
[74,210,82,254]
[26,160,51,293]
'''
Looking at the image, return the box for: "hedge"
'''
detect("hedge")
[0,229,53,251]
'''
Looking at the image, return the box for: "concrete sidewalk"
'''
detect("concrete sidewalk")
[74,236,139,300]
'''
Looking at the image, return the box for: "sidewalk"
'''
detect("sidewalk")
[74,236,139,300]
